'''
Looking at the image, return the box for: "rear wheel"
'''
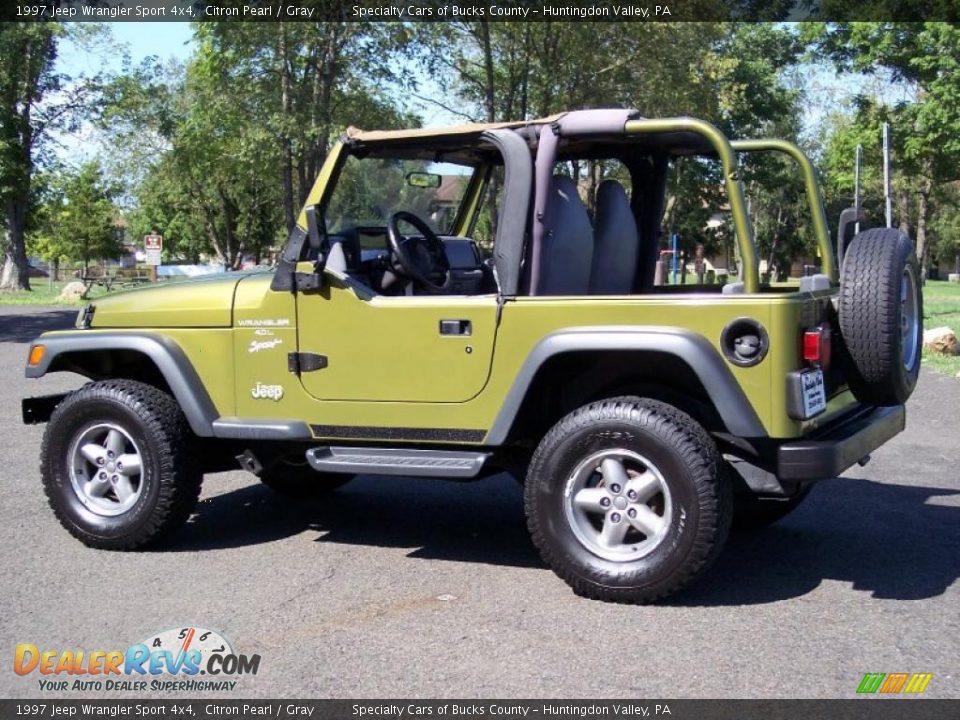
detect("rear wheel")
[260,457,352,497]
[839,228,922,405]
[524,397,732,603]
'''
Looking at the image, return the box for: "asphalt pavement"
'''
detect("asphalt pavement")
[1,305,957,699]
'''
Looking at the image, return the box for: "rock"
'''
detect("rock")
[923,326,960,356]
[58,281,88,302]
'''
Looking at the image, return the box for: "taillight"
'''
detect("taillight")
[803,324,831,369]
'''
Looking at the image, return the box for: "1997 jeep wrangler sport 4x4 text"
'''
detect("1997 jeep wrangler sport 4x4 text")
[23,110,922,603]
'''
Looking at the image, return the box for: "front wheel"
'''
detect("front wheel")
[524,397,732,604]
[41,380,202,550]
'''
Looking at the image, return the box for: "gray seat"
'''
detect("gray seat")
[325,240,348,274]
[590,179,639,294]
[539,175,593,295]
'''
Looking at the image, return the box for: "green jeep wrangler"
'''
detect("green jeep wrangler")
[23,110,922,603]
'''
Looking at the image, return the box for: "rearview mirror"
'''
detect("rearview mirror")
[406,172,442,189]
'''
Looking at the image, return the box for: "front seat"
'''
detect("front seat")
[539,175,593,295]
[590,179,639,294]
[325,240,348,274]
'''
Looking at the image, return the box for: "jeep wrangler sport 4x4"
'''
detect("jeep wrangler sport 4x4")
[23,110,921,603]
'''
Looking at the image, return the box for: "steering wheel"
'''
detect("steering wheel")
[386,211,450,293]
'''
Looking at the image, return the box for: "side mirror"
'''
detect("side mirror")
[270,204,330,293]
[296,205,326,291]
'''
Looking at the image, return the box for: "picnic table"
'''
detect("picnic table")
[79,274,153,292]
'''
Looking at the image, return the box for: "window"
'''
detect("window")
[325,154,476,236]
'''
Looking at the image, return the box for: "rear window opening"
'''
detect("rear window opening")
[655,154,822,296]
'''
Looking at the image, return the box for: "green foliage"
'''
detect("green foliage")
[1,23,107,290]
[810,23,960,275]
[101,22,418,266]
[33,162,123,268]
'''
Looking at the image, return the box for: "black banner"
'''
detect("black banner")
[1,700,958,720]
[2,0,959,23]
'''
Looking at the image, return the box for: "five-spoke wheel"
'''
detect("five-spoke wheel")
[69,424,144,516]
[565,450,671,562]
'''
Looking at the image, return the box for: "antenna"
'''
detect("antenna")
[882,123,893,228]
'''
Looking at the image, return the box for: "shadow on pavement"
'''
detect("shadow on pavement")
[164,473,544,569]
[162,472,959,602]
[0,309,76,343]
[671,476,960,605]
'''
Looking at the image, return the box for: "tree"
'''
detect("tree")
[809,22,960,277]
[46,161,123,272]
[197,19,415,232]
[0,23,60,291]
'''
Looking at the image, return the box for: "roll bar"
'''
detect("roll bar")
[730,139,838,284]
[625,118,760,293]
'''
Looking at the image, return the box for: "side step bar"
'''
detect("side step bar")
[305,446,490,479]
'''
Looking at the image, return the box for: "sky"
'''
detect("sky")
[59,22,195,73]
[52,22,906,167]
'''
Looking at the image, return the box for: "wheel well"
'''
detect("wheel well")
[47,349,172,396]
[504,350,725,445]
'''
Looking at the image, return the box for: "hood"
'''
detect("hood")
[88,271,265,328]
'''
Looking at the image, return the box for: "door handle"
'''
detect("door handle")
[439,319,472,336]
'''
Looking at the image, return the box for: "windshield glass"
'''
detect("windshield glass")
[325,155,476,235]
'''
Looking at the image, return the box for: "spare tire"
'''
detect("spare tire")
[838,228,922,406]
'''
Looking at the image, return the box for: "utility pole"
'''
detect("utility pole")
[854,144,862,234]
[882,123,893,228]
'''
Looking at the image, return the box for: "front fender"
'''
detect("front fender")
[25,332,219,437]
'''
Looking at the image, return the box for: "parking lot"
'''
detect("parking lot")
[1,304,957,698]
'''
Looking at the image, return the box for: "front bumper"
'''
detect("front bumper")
[776,404,905,481]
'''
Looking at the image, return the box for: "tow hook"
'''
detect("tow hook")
[857,454,872,467]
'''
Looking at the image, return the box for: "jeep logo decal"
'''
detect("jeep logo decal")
[251,383,284,401]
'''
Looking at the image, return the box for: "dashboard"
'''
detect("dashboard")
[327,226,494,295]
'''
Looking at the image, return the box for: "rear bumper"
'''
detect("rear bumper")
[776,404,905,481]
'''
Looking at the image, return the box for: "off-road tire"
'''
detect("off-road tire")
[732,487,811,530]
[260,458,352,497]
[839,228,922,405]
[524,397,732,604]
[41,380,202,550]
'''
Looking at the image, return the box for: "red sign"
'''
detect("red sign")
[144,234,163,251]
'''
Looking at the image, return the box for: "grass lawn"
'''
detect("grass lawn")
[923,280,960,379]
[0,281,111,306]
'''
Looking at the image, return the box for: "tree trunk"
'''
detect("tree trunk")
[278,22,296,233]
[896,186,912,234]
[915,175,932,281]
[1,198,31,291]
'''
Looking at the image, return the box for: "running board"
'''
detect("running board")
[305,446,490,479]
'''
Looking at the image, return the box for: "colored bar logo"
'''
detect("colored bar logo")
[857,672,933,694]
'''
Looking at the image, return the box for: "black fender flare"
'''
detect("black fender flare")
[485,326,767,445]
[25,332,219,437]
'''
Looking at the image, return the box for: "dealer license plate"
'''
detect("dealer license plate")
[800,368,827,418]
